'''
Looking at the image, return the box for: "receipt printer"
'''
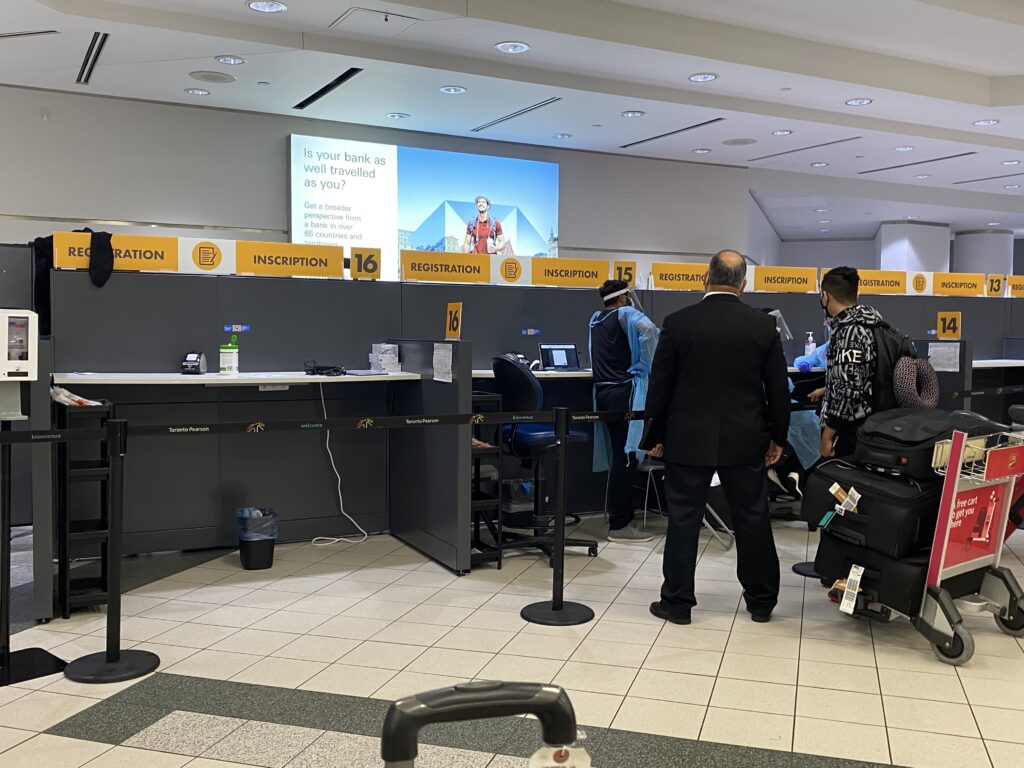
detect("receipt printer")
[181,352,208,375]
[0,309,38,421]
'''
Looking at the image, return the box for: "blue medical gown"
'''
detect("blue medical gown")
[590,306,659,472]
[789,341,828,469]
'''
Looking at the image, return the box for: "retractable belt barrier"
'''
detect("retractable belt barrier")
[949,384,1024,400]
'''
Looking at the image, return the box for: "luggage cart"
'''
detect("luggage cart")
[839,429,1024,665]
[381,681,589,768]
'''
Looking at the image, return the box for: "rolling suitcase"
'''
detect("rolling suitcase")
[814,531,929,617]
[854,408,1002,480]
[802,461,942,559]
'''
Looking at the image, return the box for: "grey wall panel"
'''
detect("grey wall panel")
[217,276,401,372]
[870,296,1006,360]
[50,271,221,372]
[218,392,389,546]
[400,284,521,369]
[0,244,32,309]
[519,287,604,368]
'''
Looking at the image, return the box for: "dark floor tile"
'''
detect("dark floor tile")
[418,716,522,754]
[790,750,890,768]
[592,729,705,768]
[45,698,171,744]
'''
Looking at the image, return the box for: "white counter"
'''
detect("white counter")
[472,369,594,379]
[53,371,421,387]
[972,359,1024,369]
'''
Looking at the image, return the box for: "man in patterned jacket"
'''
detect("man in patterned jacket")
[819,267,884,459]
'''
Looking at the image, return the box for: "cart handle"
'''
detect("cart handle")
[380,681,576,764]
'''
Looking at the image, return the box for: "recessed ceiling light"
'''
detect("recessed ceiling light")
[184,88,210,96]
[845,97,873,106]
[692,148,712,154]
[247,1,287,12]
[1005,184,1021,189]
[819,229,832,233]
[688,72,718,82]
[1002,160,1020,166]
[914,174,932,179]
[621,110,645,118]
[904,215,919,220]
[439,85,466,94]
[495,41,530,54]
[771,129,792,136]
[552,133,572,140]
[814,209,830,213]
[386,112,410,119]
[810,162,829,167]
[988,222,1001,226]
[973,119,999,127]
[817,220,831,224]
[215,55,245,65]
[893,145,914,152]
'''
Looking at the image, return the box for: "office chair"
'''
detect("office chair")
[490,354,599,560]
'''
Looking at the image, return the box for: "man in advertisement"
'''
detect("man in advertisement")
[463,196,507,254]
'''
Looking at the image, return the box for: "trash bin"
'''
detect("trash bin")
[235,507,278,570]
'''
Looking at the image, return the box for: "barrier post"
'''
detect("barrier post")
[1,421,67,686]
[64,419,160,683]
[521,407,595,626]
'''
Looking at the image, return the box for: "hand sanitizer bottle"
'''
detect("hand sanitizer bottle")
[219,334,239,374]
[804,331,816,358]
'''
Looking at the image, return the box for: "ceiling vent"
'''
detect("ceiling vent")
[76,31,108,85]
[329,8,420,38]
[190,71,237,84]
[747,136,861,163]
[0,29,59,40]
[293,67,364,110]
[619,117,725,149]
[471,97,562,133]
[859,152,976,175]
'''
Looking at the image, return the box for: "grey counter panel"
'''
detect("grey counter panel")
[218,276,401,371]
[0,243,32,309]
[51,271,221,373]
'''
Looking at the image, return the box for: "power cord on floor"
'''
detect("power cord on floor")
[311,382,369,546]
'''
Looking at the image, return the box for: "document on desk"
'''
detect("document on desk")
[928,343,960,373]
[433,342,453,383]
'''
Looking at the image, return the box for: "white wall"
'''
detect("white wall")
[778,240,877,270]
[747,196,782,266]
[952,231,1013,275]
[876,222,951,272]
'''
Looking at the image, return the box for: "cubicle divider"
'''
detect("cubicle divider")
[387,340,472,573]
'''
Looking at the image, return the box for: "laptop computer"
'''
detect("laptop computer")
[538,343,582,371]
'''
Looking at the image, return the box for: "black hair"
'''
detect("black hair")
[708,250,747,288]
[599,279,629,304]
[821,266,860,303]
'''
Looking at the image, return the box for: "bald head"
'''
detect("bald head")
[706,250,747,293]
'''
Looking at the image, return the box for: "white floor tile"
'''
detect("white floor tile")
[987,740,1024,768]
[611,697,705,739]
[298,663,396,696]
[83,746,189,767]
[874,644,958,675]
[627,668,715,705]
[371,671,470,702]
[0,691,96,731]
[271,635,361,663]
[800,637,877,667]
[585,621,660,646]
[97,617,179,643]
[148,622,239,650]
[228,656,329,688]
[209,628,298,656]
[888,728,992,768]
[552,662,639,696]
[960,676,1024,709]
[884,696,979,737]
[308,615,393,640]
[434,627,515,653]
[181,585,254,605]
[0,734,109,767]
[642,645,722,676]
[878,668,968,703]
[247,611,330,634]
[339,641,426,670]
[477,654,565,685]
[423,589,494,609]
[699,707,793,752]
[370,621,452,646]
[796,687,884,726]
[280,594,362,616]
[799,659,880,694]
[341,600,414,621]
[162,650,260,680]
[190,605,276,629]
[406,648,494,677]
[228,590,302,610]
[973,705,1024,744]
[655,626,730,652]
[793,717,890,764]
[398,605,475,626]
[725,631,800,660]
[458,610,528,633]
[314,580,385,600]
[560,689,623,728]
[710,678,796,715]
[502,634,582,661]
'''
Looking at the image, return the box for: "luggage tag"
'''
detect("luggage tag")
[828,483,861,516]
[840,564,865,615]
[529,747,592,767]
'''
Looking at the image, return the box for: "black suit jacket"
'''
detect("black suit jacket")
[643,293,791,467]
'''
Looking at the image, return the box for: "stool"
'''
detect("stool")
[638,459,734,551]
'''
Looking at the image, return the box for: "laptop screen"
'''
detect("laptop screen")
[539,344,579,370]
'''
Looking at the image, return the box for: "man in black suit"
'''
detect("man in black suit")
[643,250,790,624]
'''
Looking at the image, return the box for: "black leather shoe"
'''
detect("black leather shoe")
[649,601,691,625]
[750,613,772,623]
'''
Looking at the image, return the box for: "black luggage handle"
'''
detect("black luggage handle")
[381,681,576,765]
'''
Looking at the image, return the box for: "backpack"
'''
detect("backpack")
[869,321,927,412]
[468,216,499,249]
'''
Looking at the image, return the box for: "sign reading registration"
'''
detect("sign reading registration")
[53,232,179,272]
[401,250,490,284]
[651,263,706,291]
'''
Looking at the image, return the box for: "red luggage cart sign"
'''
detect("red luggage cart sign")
[943,484,1006,571]
[984,444,1024,481]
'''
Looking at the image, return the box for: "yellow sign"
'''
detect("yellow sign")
[191,241,223,271]
[937,311,962,340]
[445,302,463,340]
[911,273,929,294]
[986,274,1006,297]
[499,257,523,283]
[933,272,985,297]
[235,241,344,278]
[530,258,607,288]
[1009,276,1024,298]
[855,270,907,295]
[350,248,381,280]
[650,262,707,291]
[53,232,179,272]
[755,266,818,293]
[401,250,490,283]
[612,261,637,287]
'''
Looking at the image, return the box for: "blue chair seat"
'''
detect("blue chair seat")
[503,423,588,457]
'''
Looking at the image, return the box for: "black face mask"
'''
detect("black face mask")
[820,295,833,320]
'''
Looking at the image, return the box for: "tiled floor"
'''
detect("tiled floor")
[2,516,1023,767]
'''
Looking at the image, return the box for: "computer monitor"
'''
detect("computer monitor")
[538,343,580,370]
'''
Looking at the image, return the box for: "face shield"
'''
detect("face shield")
[601,286,644,312]
[765,309,794,342]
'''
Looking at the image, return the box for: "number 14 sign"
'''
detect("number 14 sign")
[937,311,961,341]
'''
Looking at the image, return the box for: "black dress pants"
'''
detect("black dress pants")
[596,382,636,531]
[661,462,780,616]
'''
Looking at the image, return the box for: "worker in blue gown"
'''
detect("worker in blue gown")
[589,280,659,542]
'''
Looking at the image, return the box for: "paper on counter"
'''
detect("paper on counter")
[433,343,453,383]
[929,343,960,373]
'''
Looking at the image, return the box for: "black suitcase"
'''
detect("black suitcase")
[802,461,942,558]
[814,531,929,617]
[854,408,1002,480]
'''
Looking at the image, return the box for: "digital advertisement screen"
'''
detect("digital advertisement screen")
[290,135,559,281]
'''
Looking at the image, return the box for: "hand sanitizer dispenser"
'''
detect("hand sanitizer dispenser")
[0,310,38,421]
